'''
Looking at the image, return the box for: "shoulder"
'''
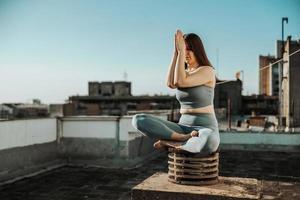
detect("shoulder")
[195,66,215,76]
[201,66,215,72]
[196,66,216,85]
[179,66,216,88]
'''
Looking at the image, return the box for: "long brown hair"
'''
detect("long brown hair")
[183,33,213,69]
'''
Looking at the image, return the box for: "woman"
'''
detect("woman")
[131,30,219,153]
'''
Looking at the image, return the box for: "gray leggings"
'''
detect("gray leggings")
[131,113,220,153]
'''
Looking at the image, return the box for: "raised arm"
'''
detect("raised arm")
[166,51,178,89]
[174,30,188,87]
[166,34,178,89]
[174,30,215,88]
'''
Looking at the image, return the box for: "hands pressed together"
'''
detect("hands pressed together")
[174,29,186,53]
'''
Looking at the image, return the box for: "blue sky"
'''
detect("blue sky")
[0,0,299,104]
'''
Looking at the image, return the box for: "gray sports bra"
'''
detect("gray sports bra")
[175,85,214,109]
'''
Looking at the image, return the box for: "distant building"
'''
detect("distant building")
[214,78,242,115]
[64,81,179,118]
[1,101,49,119]
[0,104,14,120]
[66,79,245,120]
[259,55,279,96]
[88,81,131,96]
[242,95,278,115]
[280,36,300,128]
[214,77,280,116]
[14,103,49,118]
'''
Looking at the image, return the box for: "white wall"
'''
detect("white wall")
[120,116,141,141]
[62,116,119,139]
[0,118,57,150]
[62,114,168,141]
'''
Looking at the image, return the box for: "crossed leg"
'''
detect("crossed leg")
[132,114,197,149]
[132,113,192,141]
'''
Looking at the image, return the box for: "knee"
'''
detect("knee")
[206,132,220,152]
[133,113,148,121]
[198,128,213,137]
[131,113,149,129]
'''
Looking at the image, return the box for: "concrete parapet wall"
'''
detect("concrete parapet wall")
[59,115,163,167]
[0,115,164,182]
[220,132,300,151]
[127,134,156,160]
[61,138,117,159]
[0,118,57,150]
[0,141,64,183]
[1,115,300,183]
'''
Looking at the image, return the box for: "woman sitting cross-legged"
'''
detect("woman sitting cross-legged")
[132,29,220,153]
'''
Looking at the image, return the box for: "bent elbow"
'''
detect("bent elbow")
[167,83,177,89]
[174,80,185,88]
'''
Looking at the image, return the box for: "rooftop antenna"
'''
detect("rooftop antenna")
[216,48,219,76]
[123,70,128,81]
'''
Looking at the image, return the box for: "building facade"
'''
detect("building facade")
[242,95,278,115]
[281,36,300,128]
[64,81,180,120]
[259,55,279,96]
[1,102,49,119]
[0,104,14,120]
[88,81,131,96]
[214,79,243,115]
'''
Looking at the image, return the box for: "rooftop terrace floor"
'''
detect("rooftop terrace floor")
[0,150,300,200]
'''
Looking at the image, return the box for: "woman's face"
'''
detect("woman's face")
[185,44,198,67]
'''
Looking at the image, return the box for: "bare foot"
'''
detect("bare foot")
[175,145,183,150]
[153,140,165,149]
[153,140,184,149]
[153,140,162,149]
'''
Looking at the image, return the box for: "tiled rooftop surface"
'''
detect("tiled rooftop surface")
[0,150,300,200]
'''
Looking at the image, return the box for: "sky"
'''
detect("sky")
[0,0,299,104]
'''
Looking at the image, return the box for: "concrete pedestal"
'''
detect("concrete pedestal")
[132,172,260,200]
